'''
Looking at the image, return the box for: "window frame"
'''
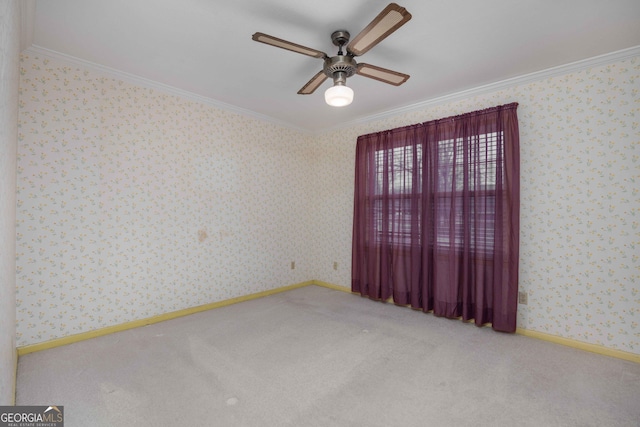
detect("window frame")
[370,131,503,253]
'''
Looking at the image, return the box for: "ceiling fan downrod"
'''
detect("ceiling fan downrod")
[324,31,357,83]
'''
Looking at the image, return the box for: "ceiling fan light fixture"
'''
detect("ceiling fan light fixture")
[325,70,354,107]
[252,3,412,104]
[325,83,354,107]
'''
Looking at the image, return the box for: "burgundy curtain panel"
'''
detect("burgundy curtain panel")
[351,103,520,332]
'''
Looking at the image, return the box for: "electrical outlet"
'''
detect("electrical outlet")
[291,261,295,270]
[333,262,338,270]
[518,291,528,305]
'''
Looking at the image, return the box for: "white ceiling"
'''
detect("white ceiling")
[28,0,640,132]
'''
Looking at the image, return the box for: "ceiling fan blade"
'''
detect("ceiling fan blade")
[298,70,329,95]
[356,63,409,86]
[347,3,412,57]
[252,32,327,59]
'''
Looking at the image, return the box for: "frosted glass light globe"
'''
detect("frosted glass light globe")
[325,85,354,107]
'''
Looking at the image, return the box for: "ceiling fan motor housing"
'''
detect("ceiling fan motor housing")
[323,55,357,83]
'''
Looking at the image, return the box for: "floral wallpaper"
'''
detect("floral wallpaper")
[1,0,20,405]
[313,55,640,355]
[17,49,639,356]
[16,53,316,346]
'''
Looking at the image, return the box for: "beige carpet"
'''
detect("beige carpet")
[17,285,640,426]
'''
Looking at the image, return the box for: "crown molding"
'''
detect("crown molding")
[23,44,640,136]
[332,45,640,132]
[24,45,312,135]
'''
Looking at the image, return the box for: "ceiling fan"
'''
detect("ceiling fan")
[252,3,412,107]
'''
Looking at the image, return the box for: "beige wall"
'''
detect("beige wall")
[0,0,20,405]
[311,56,640,355]
[16,48,640,355]
[16,52,316,346]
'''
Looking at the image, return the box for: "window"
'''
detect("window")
[352,103,520,332]
[372,144,422,247]
[371,132,501,252]
[433,132,500,252]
